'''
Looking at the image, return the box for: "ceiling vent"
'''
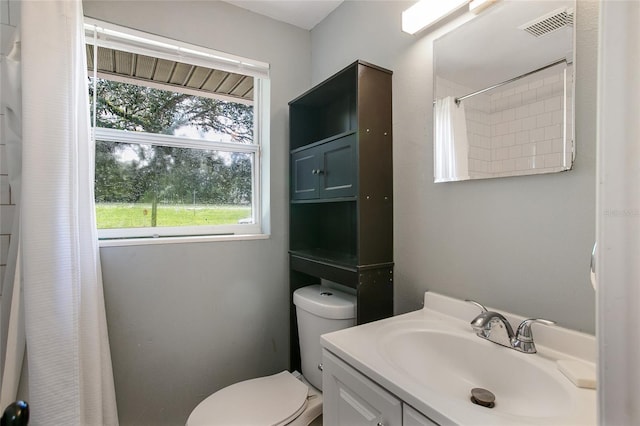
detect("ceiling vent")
[519,8,574,38]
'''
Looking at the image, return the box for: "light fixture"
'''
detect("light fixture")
[402,0,469,35]
[469,0,499,15]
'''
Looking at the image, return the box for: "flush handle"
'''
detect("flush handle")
[590,241,597,290]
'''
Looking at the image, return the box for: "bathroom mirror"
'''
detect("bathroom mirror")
[433,0,575,182]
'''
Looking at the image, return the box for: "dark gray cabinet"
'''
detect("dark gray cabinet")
[288,61,394,372]
[291,132,356,200]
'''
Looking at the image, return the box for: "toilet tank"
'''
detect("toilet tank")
[293,285,356,391]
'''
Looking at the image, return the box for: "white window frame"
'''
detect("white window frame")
[85,19,270,243]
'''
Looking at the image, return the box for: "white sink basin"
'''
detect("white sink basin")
[321,292,596,425]
[378,327,571,419]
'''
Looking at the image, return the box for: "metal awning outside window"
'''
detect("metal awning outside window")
[86,44,254,103]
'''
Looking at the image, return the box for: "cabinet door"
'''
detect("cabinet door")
[403,405,439,426]
[319,133,357,199]
[291,148,319,200]
[323,350,402,426]
[291,133,357,201]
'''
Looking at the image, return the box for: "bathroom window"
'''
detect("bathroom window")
[85,19,270,241]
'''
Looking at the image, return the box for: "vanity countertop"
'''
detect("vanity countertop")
[320,291,596,425]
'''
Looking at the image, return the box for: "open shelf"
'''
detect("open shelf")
[289,66,357,150]
[289,249,357,270]
[289,201,357,263]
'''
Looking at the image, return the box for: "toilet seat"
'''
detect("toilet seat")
[186,371,310,426]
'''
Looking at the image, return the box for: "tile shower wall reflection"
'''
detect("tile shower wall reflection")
[0,0,18,291]
[436,63,573,180]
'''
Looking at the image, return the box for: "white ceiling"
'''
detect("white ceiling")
[223,0,344,30]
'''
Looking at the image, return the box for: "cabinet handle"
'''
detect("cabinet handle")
[317,363,323,371]
[377,423,384,426]
[311,169,318,175]
[316,169,324,175]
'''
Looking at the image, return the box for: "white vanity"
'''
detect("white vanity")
[320,292,596,425]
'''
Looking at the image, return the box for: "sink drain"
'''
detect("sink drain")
[470,388,495,408]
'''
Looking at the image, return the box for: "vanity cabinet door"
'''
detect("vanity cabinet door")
[323,349,402,426]
[403,405,439,426]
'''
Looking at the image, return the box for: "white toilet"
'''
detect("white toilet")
[186,284,356,426]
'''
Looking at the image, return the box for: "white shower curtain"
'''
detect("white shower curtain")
[18,0,118,424]
[434,96,470,182]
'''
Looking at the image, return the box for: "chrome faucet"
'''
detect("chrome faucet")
[465,300,555,354]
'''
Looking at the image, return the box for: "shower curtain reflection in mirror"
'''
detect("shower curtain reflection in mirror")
[434,96,469,182]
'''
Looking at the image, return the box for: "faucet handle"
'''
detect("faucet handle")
[465,300,493,339]
[515,318,556,341]
[465,299,488,313]
[513,318,556,353]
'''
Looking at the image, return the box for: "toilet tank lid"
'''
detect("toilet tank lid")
[293,285,356,320]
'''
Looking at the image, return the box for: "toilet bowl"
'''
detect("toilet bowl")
[186,285,356,426]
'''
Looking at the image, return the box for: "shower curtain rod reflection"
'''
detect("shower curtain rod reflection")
[433,58,568,106]
[454,58,567,105]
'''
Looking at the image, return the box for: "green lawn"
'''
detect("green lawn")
[96,203,251,228]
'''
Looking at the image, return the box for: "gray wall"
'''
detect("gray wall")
[83,1,310,425]
[311,1,598,333]
[86,1,598,424]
